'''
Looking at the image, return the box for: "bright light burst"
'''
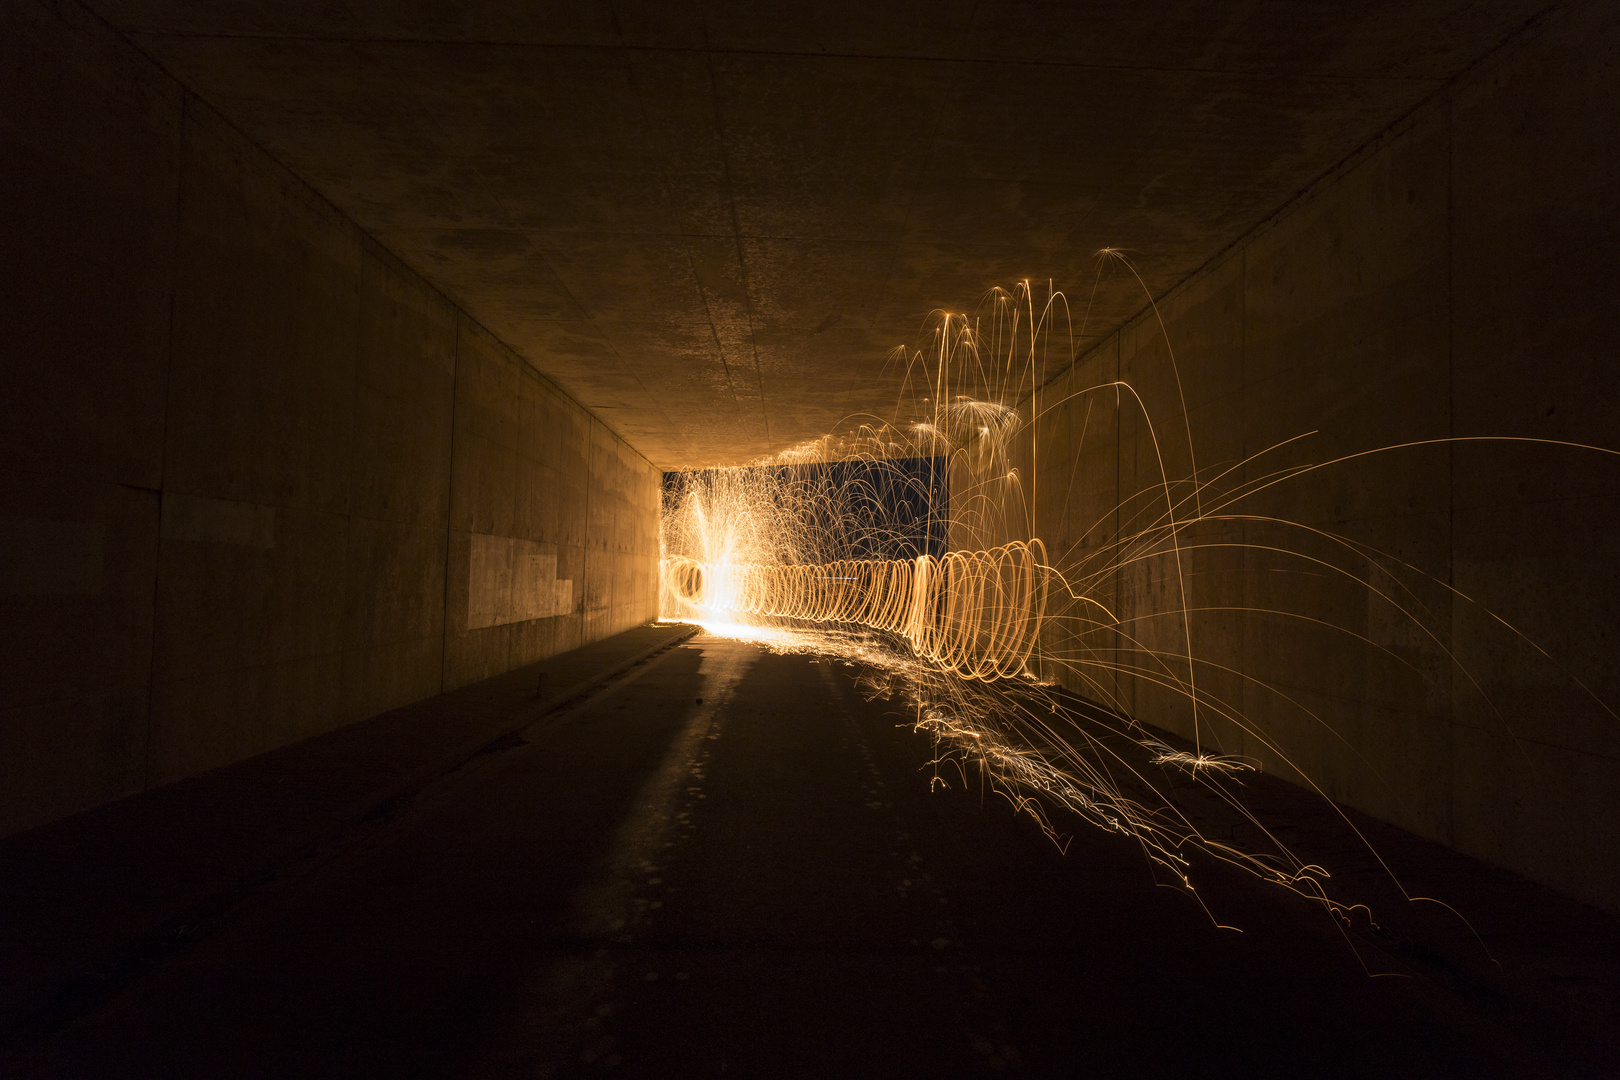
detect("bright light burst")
[658,266,1619,929]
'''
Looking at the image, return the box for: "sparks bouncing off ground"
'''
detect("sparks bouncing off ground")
[657,261,1620,931]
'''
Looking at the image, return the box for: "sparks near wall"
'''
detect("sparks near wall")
[660,247,1620,918]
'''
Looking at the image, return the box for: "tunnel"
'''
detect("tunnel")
[2,0,1619,1075]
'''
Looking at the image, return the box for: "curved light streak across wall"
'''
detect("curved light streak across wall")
[656,269,1619,932]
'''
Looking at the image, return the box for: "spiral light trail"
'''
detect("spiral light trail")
[664,541,1049,681]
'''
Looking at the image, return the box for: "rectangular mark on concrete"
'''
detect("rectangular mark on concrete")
[469,533,574,629]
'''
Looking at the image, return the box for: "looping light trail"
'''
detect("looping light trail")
[664,539,1049,682]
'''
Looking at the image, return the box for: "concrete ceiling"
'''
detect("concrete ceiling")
[90,0,1543,468]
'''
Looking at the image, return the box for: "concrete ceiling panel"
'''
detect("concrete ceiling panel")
[97,0,1547,467]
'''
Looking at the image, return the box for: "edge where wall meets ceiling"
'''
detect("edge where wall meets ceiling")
[87,0,1551,468]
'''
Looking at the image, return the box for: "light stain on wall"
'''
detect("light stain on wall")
[467,532,574,630]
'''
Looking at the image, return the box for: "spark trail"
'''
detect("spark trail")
[658,267,1620,929]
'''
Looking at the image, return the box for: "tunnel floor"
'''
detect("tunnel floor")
[4,628,1619,1078]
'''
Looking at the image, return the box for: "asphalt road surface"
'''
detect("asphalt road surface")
[6,633,1616,1078]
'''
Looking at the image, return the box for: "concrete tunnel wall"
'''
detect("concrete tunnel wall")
[1014,4,1619,914]
[3,0,1617,919]
[0,0,661,837]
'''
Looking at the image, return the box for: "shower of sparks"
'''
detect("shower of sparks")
[657,266,1619,928]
